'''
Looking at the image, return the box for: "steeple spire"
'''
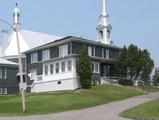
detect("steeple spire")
[13,3,21,29]
[102,0,106,16]
[96,0,113,44]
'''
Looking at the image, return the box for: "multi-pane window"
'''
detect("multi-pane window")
[61,62,65,72]
[92,62,100,73]
[95,63,99,73]
[59,44,68,57]
[95,47,102,58]
[31,52,38,63]
[67,60,72,71]
[55,63,59,73]
[42,49,50,61]
[109,49,119,59]
[44,65,48,75]
[0,68,7,79]
[50,64,54,74]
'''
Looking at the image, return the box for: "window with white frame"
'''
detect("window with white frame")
[92,62,100,73]
[31,52,38,63]
[3,68,7,79]
[61,61,65,72]
[44,65,48,75]
[95,63,99,73]
[42,49,50,61]
[50,64,54,74]
[55,63,59,73]
[88,46,92,56]
[0,68,2,79]
[59,44,68,57]
[67,60,72,71]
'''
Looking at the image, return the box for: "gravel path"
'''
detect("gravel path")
[0,92,159,120]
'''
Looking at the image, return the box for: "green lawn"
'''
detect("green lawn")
[144,86,159,92]
[0,85,143,116]
[121,99,159,120]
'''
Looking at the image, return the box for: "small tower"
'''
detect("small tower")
[96,0,112,44]
[13,3,21,29]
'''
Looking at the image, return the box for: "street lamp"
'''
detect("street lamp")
[0,18,26,112]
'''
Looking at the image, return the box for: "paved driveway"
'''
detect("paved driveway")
[0,92,159,120]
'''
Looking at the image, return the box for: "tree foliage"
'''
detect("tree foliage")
[76,45,92,89]
[117,44,154,82]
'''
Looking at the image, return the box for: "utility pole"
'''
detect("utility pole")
[15,24,26,112]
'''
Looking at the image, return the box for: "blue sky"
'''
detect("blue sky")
[0,0,159,68]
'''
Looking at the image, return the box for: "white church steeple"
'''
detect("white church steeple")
[13,3,21,29]
[96,0,112,44]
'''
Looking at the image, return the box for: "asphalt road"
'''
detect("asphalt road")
[0,92,159,120]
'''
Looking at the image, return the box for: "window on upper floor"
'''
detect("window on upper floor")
[61,61,65,72]
[42,49,50,61]
[95,47,102,58]
[88,46,92,57]
[67,60,72,72]
[59,44,68,57]
[31,52,38,63]
[109,49,119,59]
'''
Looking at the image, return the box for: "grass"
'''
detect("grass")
[144,86,159,92]
[121,99,159,120]
[0,85,143,116]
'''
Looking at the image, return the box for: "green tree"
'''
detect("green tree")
[140,50,154,82]
[117,44,154,83]
[117,46,128,77]
[76,45,92,89]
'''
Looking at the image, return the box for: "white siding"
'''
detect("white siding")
[31,57,80,93]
